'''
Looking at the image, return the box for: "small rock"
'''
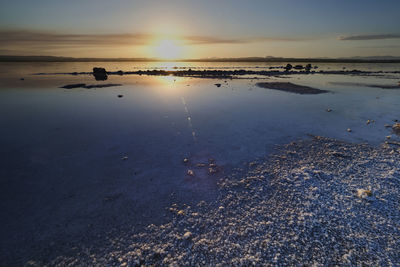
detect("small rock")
[214,83,222,87]
[20,78,25,81]
[122,156,128,160]
[118,95,123,98]
[326,109,332,112]
[183,231,192,239]
[347,128,352,132]
[183,158,189,164]
[208,168,218,174]
[356,188,372,199]
[187,170,195,176]
[177,210,185,215]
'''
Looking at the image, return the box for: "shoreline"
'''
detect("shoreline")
[34,68,400,80]
[26,136,400,266]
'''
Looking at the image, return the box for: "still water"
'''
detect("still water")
[0,62,399,262]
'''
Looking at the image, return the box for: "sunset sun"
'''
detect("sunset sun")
[154,39,182,60]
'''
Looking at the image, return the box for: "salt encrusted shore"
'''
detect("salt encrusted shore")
[29,136,400,266]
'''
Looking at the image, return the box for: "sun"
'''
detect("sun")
[154,39,182,60]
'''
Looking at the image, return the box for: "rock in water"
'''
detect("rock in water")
[93,67,108,81]
[393,123,400,135]
[284,63,293,71]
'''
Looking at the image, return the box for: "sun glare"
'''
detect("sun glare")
[154,39,182,60]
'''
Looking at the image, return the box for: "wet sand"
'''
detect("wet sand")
[256,82,328,94]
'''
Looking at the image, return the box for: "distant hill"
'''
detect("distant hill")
[1,55,400,63]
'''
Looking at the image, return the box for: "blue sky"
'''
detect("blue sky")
[1,0,399,58]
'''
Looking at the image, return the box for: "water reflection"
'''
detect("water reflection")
[1,62,400,264]
[181,96,197,142]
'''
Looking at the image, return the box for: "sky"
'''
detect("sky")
[0,0,399,58]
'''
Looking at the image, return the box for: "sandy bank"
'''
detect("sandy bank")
[256,82,328,94]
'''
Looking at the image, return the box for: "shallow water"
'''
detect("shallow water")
[0,62,399,263]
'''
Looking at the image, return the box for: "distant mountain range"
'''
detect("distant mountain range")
[1,55,400,63]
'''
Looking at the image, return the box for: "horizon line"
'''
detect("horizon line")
[1,55,400,63]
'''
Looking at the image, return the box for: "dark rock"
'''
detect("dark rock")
[93,67,108,81]
[284,64,293,71]
[215,83,222,87]
[294,65,304,70]
[118,95,123,98]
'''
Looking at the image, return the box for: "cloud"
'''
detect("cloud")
[0,30,152,46]
[357,45,400,49]
[0,29,311,48]
[339,34,400,41]
[184,36,311,45]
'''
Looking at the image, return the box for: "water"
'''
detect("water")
[0,62,399,263]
